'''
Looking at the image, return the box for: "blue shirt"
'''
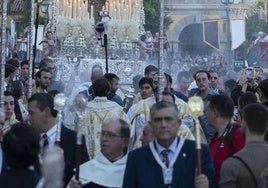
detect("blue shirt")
[155,137,178,163]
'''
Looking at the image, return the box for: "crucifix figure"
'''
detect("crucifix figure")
[87,0,106,24]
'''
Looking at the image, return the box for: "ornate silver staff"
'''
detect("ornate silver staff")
[54,93,68,145]
[1,0,8,108]
[74,93,88,180]
[188,96,204,175]
[28,0,35,99]
[157,0,165,102]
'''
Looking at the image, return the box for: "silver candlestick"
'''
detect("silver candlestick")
[54,93,68,144]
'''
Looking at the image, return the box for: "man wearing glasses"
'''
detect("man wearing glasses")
[123,101,216,188]
[69,118,130,188]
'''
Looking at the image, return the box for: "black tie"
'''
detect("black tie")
[42,134,49,149]
[161,149,170,168]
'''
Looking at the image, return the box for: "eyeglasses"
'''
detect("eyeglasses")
[97,131,125,139]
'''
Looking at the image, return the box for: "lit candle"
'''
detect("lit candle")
[85,1,88,18]
[118,3,120,20]
[126,5,128,20]
[91,5,93,20]
[73,0,76,19]
[76,0,79,19]
[129,0,131,20]
[106,1,109,11]
[63,0,66,17]
[112,2,114,18]
[66,1,69,18]
[121,0,124,16]
[79,6,82,20]
[123,8,126,21]
[116,0,119,15]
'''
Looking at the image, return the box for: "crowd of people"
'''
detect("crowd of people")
[0,54,267,188]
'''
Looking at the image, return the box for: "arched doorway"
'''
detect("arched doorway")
[179,23,212,57]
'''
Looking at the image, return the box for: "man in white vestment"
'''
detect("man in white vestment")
[82,78,130,159]
[69,118,130,188]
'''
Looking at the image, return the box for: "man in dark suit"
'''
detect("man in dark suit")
[123,101,216,188]
[0,108,7,175]
[27,93,89,185]
[0,123,41,188]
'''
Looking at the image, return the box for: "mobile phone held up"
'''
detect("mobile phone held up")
[246,67,254,82]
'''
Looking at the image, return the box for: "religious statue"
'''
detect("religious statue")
[39,31,58,57]
[88,0,106,24]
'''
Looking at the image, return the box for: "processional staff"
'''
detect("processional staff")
[74,93,88,180]
[0,0,8,108]
[157,0,165,102]
[28,0,36,99]
[54,93,68,145]
[32,0,42,78]
[188,96,204,175]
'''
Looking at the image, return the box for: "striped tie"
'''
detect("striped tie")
[161,149,170,168]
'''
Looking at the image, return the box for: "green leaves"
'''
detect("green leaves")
[143,0,172,34]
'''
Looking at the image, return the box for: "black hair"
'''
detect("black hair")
[20,60,29,68]
[164,72,172,84]
[224,79,237,93]
[139,77,153,89]
[144,65,158,77]
[28,93,58,118]
[241,103,268,135]
[3,123,40,169]
[193,70,211,80]
[10,80,23,100]
[258,79,268,98]
[5,64,16,78]
[162,91,175,103]
[39,58,54,69]
[238,91,258,110]
[208,94,234,119]
[92,77,110,97]
[104,73,119,84]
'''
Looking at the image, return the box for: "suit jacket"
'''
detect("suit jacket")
[60,125,89,185]
[35,125,89,186]
[123,138,216,188]
[0,168,41,188]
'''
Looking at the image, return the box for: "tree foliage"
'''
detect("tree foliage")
[7,0,46,34]
[143,0,173,34]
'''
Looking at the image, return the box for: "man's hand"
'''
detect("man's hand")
[69,179,82,188]
[195,174,209,188]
